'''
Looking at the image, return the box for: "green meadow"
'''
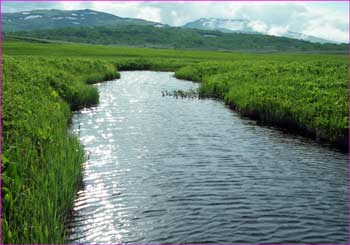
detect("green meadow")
[2,40,348,243]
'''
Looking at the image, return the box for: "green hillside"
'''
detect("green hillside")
[7,25,347,53]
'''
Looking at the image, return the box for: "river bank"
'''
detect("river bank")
[175,61,348,151]
[2,56,119,243]
[2,52,195,243]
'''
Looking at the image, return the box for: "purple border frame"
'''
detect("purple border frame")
[0,0,349,245]
[0,0,349,1]
[0,0,2,244]
[0,0,349,2]
[348,0,350,243]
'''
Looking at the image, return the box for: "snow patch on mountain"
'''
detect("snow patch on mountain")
[203,34,217,37]
[24,15,42,20]
[221,20,247,31]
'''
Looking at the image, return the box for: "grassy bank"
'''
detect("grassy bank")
[175,60,348,150]
[2,55,119,243]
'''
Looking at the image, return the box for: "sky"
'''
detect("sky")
[2,1,349,43]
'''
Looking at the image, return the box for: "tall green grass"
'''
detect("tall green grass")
[175,60,348,149]
[2,55,119,243]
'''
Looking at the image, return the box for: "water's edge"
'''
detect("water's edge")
[68,71,348,244]
[174,72,348,152]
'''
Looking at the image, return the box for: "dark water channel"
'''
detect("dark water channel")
[68,71,348,244]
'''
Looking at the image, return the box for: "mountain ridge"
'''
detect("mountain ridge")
[2,9,162,32]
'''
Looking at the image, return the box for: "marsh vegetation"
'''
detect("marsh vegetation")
[2,40,348,243]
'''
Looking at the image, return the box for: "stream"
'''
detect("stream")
[68,71,348,244]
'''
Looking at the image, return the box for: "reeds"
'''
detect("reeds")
[2,55,120,243]
[176,60,348,150]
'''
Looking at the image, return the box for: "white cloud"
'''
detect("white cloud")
[248,21,268,33]
[304,22,349,43]
[60,2,91,10]
[135,7,161,22]
[268,25,290,37]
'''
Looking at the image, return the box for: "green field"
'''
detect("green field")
[4,39,347,62]
[2,40,348,243]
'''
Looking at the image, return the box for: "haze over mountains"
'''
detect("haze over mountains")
[3,9,346,52]
[183,18,334,44]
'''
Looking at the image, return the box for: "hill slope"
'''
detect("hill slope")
[7,25,347,53]
[2,9,160,31]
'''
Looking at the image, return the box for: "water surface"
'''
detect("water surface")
[68,71,348,244]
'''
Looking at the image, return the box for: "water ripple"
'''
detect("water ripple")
[68,71,348,244]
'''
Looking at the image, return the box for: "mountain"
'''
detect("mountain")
[4,10,336,44]
[7,25,347,53]
[183,18,334,44]
[3,9,344,51]
[2,9,161,32]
